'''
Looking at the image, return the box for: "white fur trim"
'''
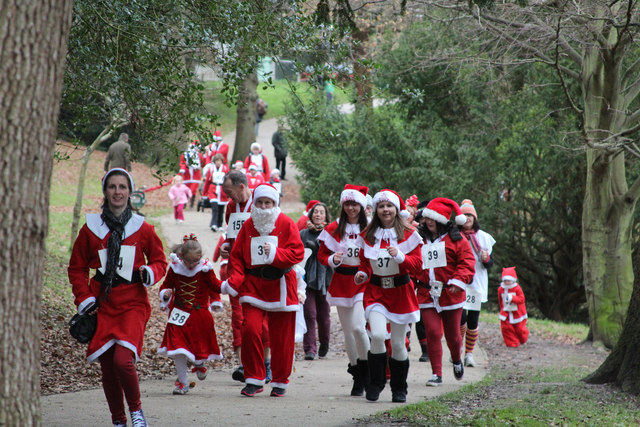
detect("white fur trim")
[253,184,280,204]
[169,253,180,262]
[393,250,405,264]
[78,297,96,314]
[399,209,410,220]
[221,280,238,297]
[140,265,154,286]
[85,213,144,240]
[421,208,449,224]
[340,189,367,209]
[455,214,467,226]
[447,278,466,289]
[372,191,400,212]
[169,259,208,277]
[501,277,517,284]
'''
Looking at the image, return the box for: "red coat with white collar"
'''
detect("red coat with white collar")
[226,213,305,311]
[415,232,475,312]
[358,228,423,324]
[498,282,528,324]
[205,142,229,165]
[68,213,167,363]
[317,220,366,307]
[202,163,229,203]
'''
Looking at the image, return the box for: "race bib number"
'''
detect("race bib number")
[422,241,447,269]
[227,212,250,239]
[212,171,225,185]
[251,236,278,265]
[464,287,482,310]
[372,249,400,276]
[98,245,135,281]
[167,307,190,326]
[342,241,361,266]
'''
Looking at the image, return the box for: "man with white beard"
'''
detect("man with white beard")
[221,183,305,397]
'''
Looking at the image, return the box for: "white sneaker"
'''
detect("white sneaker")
[426,374,442,386]
[464,353,476,367]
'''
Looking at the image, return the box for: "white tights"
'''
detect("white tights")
[336,302,370,365]
[368,311,408,360]
[174,354,189,385]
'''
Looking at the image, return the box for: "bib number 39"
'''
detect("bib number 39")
[167,307,190,326]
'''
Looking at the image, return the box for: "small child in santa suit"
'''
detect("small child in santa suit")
[269,168,282,198]
[498,266,529,347]
[158,234,224,395]
[246,164,265,190]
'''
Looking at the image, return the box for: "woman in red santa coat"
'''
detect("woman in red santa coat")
[414,197,475,387]
[221,183,305,398]
[68,168,167,427]
[354,189,423,403]
[179,141,205,208]
[317,184,371,396]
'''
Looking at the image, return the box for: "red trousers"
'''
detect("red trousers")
[501,320,529,347]
[230,295,269,349]
[99,344,141,424]
[421,308,463,376]
[241,304,295,387]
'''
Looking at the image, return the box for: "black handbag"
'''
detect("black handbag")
[69,304,99,344]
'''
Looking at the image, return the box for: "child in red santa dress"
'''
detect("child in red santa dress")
[317,184,371,396]
[498,266,529,347]
[246,163,265,190]
[158,234,224,395]
[354,189,423,403]
[415,198,476,387]
[221,184,305,398]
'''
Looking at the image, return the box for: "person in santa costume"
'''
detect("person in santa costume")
[317,184,371,396]
[498,266,529,347]
[243,142,270,181]
[221,183,305,397]
[296,199,320,231]
[246,163,265,190]
[179,141,205,209]
[201,154,229,232]
[68,168,167,427]
[205,130,229,165]
[415,197,475,387]
[158,234,223,395]
[458,199,495,367]
[220,171,271,384]
[354,189,423,403]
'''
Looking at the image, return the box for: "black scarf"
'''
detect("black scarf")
[101,206,132,296]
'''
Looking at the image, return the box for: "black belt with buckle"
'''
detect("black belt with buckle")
[335,266,359,276]
[93,270,143,287]
[415,279,431,290]
[370,274,411,289]
[246,265,292,280]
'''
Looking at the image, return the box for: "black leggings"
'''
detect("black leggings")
[460,309,480,330]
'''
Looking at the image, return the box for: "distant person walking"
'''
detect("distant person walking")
[255,98,268,136]
[271,124,288,180]
[104,133,132,172]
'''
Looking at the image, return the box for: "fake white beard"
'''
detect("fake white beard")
[251,206,281,236]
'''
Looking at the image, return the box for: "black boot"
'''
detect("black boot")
[357,359,370,395]
[389,357,409,403]
[366,351,387,401]
[419,342,429,362]
[347,363,363,396]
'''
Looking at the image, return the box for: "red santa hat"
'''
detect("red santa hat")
[405,194,419,208]
[102,168,134,192]
[460,199,477,220]
[253,183,280,205]
[248,163,258,171]
[250,142,262,152]
[340,184,369,210]
[422,197,467,226]
[373,189,410,220]
[213,130,222,141]
[502,266,517,282]
[233,160,244,170]
[304,200,319,215]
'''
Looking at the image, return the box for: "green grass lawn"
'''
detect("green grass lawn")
[201,78,355,132]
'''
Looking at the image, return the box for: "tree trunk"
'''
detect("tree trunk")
[580,25,635,348]
[584,248,640,393]
[232,72,258,164]
[0,1,74,425]
[69,124,121,248]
